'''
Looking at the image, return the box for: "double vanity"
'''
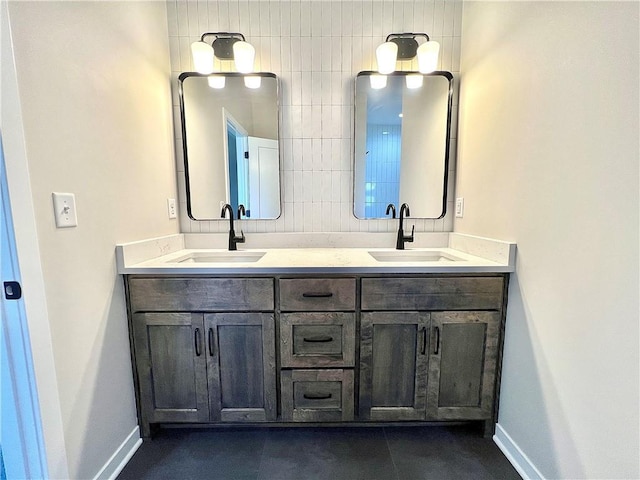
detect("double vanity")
[117,233,515,438]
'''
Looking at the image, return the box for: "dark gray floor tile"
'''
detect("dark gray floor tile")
[117,428,266,480]
[117,425,519,480]
[384,425,521,480]
[257,427,398,480]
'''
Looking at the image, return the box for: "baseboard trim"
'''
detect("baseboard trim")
[493,423,545,480]
[93,426,142,480]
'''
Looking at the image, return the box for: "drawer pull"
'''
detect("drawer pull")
[303,392,332,400]
[303,335,334,343]
[194,328,202,357]
[302,292,333,298]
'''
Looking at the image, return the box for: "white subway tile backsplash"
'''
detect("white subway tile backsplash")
[302,171,313,203]
[312,202,322,232]
[301,138,312,171]
[311,2,322,37]
[166,1,179,37]
[441,36,453,71]
[293,171,303,202]
[294,202,304,231]
[312,138,323,171]
[303,202,313,231]
[169,0,459,235]
[177,36,191,71]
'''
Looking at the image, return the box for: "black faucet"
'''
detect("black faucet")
[385,203,396,218]
[220,204,245,251]
[237,204,246,219]
[396,203,414,250]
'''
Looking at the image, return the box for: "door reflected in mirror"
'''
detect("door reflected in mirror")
[354,71,453,219]
[179,73,281,220]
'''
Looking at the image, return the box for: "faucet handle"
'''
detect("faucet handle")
[406,225,415,242]
[237,230,246,243]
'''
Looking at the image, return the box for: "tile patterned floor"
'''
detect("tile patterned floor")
[117,425,521,480]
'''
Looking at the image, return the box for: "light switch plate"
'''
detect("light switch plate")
[167,198,177,219]
[455,197,464,218]
[52,192,78,228]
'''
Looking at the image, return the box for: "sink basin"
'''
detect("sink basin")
[368,250,463,263]
[171,251,266,264]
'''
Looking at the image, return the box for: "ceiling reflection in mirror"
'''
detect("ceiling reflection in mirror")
[354,71,453,219]
[179,72,281,220]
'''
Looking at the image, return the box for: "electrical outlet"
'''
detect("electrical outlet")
[52,192,78,228]
[167,198,177,219]
[455,197,464,218]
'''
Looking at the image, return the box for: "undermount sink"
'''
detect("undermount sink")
[368,250,463,263]
[171,251,266,264]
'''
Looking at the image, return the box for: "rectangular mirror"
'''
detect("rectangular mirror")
[353,71,453,219]
[179,72,281,220]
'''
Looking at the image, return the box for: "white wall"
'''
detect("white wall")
[457,2,639,478]
[168,0,462,235]
[6,1,177,478]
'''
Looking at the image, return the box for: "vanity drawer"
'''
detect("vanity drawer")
[361,277,504,311]
[128,277,274,312]
[280,313,355,368]
[279,278,356,311]
[281,369,354,422]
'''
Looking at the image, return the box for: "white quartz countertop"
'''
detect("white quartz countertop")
[116,233,516,275]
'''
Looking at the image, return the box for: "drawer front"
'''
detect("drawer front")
[128,277,274,312]
[281,369,354,422]
[279,278,356,311]
[361,277,504,311]
[281,313,355,367]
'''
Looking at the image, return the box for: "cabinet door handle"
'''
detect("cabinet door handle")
[194,328,202,357]
[303,393,332,400]
[433,326,440,355]
[421,327,427,355]
[303,335,333,343]
[208,328,214,356]
[302,292,333,298]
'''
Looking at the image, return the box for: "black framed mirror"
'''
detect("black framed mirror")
[353,71,453,219]
[179,72,281,220]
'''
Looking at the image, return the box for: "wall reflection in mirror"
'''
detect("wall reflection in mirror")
[179,72,281,220]
[354,71,453,219]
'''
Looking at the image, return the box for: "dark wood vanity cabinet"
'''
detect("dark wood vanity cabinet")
[279,278,357,422]
[132,312,210,427]
[125,273,508,437]
[359,277,506,433]
[127,277,276,436]
[359,312,430,421]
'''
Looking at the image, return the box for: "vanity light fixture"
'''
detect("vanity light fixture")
[190,32,255,74]
[375,41,398,74]
[375,33,440,75]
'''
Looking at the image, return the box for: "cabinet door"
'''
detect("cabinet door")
[205,313,277,422]
[426,311,500,420]
[132,313,209,427]
[359,312,430,421]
